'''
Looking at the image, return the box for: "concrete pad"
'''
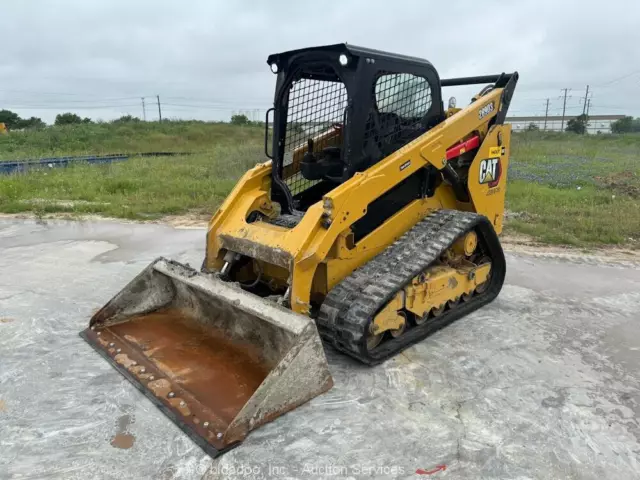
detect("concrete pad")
[0,219,639,479]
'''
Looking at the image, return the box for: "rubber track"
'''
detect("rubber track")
[316,209,506,365]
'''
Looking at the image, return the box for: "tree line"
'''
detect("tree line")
[523,114,640,135]
[610,116,640,134]
[0,110,46,130]
[3,109,640,134]
[0,110,144,130]
[1,110,261,130]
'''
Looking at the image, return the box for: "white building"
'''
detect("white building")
[507,115,625,134]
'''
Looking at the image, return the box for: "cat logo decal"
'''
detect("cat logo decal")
[479,158,501,188]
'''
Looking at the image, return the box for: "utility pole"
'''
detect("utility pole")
[156,95,162,122]
[560,88,571,131]
[585,98,592,134]
[141,97,146,121]
[581,85,590,115]
[543,98,550,131]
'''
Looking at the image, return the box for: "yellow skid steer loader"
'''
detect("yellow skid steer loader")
[81,43,518,457]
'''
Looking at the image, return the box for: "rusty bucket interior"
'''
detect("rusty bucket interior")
[81,258,333,457]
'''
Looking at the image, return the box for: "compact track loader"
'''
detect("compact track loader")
[82,44,518,457]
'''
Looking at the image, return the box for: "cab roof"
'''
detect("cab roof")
[266,43,436,71]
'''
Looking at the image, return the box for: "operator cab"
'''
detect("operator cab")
[265,44,444,214]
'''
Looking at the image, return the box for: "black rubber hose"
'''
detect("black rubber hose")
[442,163,470,202]
[240,262,263,289]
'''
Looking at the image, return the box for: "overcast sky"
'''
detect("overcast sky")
[1,0,638,124]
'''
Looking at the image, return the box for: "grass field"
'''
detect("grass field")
[0,122,265,220]
[507,132,639,246]
[0,123,638,247]
[0,121,263,160]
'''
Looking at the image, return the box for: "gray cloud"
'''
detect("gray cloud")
[1,0,638,123]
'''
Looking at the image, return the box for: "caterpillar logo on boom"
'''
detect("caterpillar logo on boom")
[479,157,501,188]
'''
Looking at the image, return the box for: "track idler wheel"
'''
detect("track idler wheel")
[366,330,384,350]
[390,312,408,338]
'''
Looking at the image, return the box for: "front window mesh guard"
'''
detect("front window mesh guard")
[283,78,348,196]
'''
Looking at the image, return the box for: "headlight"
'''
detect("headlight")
[338,54,349,66]
[448,96,457,108]
[270,62,278,74]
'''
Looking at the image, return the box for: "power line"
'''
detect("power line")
[2,100,269,113]
[0,88,142,97]
[508,95,551,102]
[1,104,141,110]
[594,69,640,87]
[0,96,143,104]
[162,103,267,111]
[2,84,636,121]
[162,100,271,109]
[586,105,634,111]
[162,95,272,104]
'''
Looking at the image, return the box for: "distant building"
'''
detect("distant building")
[507,115,625,134]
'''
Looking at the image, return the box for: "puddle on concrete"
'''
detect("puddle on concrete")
[110,414,135,449]
[111,433,135,449]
